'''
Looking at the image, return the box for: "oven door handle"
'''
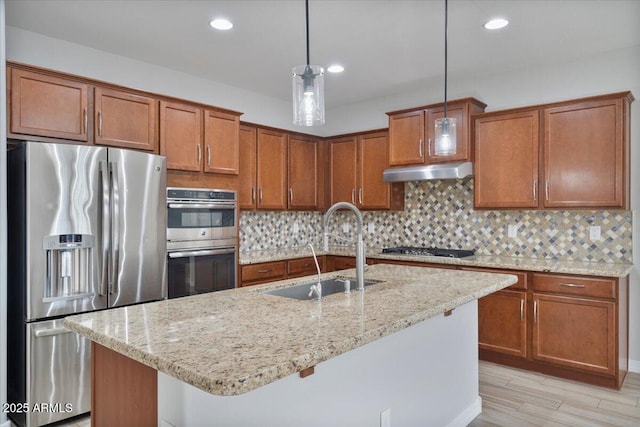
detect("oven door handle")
[168,248,237,258]
[167,203,236,210]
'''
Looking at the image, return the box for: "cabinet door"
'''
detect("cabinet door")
[239,125,257,209]
[10,68,90,142]
[474,111,540,208]
[288,136,318,210]
[358,131,390,209]
[159,101,202,171]
[478,290,527,358]
[204,110,240,175]
[543,98,625,208]
[329,137,358,205]
[425,105,466,163]
[388,110,425,166]
[532,293,615,375]
[95,87,158,151]
[256,129,287,210]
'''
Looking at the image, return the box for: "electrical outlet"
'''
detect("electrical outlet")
[368,223,375,233]
[293,222,299,234]
[589,225,601,241]
[508,224,517,238]
[342,223,350,233]
[380,408,391,427]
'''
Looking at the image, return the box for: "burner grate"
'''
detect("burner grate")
[382,246,475,258]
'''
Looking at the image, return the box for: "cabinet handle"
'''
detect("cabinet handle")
[197,145,202,165]
[520,299,525,321]
[259,188,263,202]
[289,188,294,203]
[358,188,363,205]
[351,189,356,204]
[206,145,211,166]
[559,283,586,288]
[533,300,538,323]
[98,111,103,136]
[301,263,312,268]
[545,181,549,201]
[419,139,423,158]
[83,108,88,134]
[251,187,256,203]
[428,138,432,157]
[533,180,537,201]
[257,269,272,274]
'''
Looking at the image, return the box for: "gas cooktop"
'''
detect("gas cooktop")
[382,246,475,258]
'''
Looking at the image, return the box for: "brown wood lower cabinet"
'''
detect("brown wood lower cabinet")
[479,290,528,358]
[532,293,615,376]
[240,256,328,287]
[475,268,628,389]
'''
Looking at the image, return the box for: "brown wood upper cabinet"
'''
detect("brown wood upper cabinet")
[474,92,633,209]
[160,101,202,171]
[160,102,240,174]
[288,135,319,210]
[329,130,403,210]
[94,87,158,151]
[387,98,486,166]
[238,125,288,210]
[474,110,540,209]
[204,110,240,175]
[9,68,91,142]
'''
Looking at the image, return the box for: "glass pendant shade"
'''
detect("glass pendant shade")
[433,116,457,156]
[292,64,325,126]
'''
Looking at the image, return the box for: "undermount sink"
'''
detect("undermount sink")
[264,277,380,300]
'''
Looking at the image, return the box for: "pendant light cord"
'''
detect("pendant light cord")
[444,0,449,118]
[305,0,310,66]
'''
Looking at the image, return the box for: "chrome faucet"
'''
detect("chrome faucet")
[307,243,322,300]
[322,202,365,291]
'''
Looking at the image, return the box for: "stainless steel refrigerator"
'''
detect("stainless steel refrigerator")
[7,141,167,427]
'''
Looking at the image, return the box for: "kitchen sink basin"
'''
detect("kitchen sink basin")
[264,277,380,300]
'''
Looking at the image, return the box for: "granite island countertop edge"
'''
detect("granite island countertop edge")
[64,264,518,396]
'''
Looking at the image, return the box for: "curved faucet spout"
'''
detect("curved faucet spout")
[322,202,365,291]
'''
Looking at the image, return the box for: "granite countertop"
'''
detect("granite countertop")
[64,264,517,396]
[240,246,634,278]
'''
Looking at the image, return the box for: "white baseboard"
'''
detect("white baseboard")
[446,396,482,427]
[629,359,640,373]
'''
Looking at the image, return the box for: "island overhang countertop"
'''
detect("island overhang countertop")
[64,264,517,396]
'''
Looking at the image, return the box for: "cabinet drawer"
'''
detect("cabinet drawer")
[532,273,615,299]
[241,261,286,283]
[287,257,324,277]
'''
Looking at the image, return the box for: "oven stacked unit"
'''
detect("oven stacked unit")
[166,188,238,298]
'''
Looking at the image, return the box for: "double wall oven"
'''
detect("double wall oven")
[167,187,238,298]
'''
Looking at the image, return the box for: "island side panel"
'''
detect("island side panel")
[158,300,481,427]
[91,342,157,427]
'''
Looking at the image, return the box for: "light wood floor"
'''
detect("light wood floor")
[49,361,640,427]
[470,361,640,427]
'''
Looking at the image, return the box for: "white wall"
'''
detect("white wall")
[5,27,640,368]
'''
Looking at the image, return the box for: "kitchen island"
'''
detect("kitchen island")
[64,264,517,426]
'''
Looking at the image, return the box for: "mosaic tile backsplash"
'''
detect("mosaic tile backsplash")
[239,179,632,263]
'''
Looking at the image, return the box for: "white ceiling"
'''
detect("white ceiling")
[6,0,640,109]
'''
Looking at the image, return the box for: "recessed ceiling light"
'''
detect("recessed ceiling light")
[209,18,233,31]
[483,18,509,30]
[327,65,344,73]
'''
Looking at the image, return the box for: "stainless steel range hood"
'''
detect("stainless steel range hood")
[383,161,473,182]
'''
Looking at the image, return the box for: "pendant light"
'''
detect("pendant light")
[292,0,325,126]
[433,0,456,156]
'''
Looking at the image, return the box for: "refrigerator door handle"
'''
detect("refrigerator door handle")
[34,327,74,338]
[110,161,120,296]
[99,160,110,296]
